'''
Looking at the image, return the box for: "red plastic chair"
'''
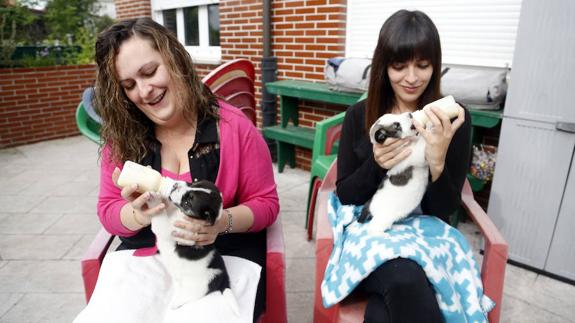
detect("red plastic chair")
[313,160,508,323]
[80,59,287,323]
[202,58,257,125]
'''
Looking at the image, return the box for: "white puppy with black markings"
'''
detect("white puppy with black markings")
[359,96,458,235]
[146,179,239,314]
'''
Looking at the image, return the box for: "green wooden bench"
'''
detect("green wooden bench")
[262,80,362,172]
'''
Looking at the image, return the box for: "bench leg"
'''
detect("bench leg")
[277,141,295,173]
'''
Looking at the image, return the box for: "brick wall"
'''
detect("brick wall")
[115,0,151,20]
[272,0,348,170]
[0,65,96,148]
[115,0,349,171]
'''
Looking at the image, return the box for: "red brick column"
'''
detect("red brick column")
[270,0,348,170]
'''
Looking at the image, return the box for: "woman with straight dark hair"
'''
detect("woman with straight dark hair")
[336,10,471,322]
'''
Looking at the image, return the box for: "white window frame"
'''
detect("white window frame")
[345,0,523,68]
[152,0,221,65]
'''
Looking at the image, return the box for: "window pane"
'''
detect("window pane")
[162,9,177,38]
[184,6,199,46]
[208,4,220,46]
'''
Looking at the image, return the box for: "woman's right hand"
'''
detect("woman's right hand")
[373,137,413,170]
[112,167,165,227]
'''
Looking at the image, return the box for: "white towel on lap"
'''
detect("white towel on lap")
[74,250,261,323]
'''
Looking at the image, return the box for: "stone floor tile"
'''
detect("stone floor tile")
[285,258,315,293]
[0,213,62,235]
[286,292,314,323]
[0,293,85,323]
[62,235,99,260]
[284,229,316,259]
[0,235,82,260]
[500,293,574,323]
[0,293,23,318]
[0,260,84,293]
[0,195,45,214]
[44,213,101,235]
[28,196,96,214]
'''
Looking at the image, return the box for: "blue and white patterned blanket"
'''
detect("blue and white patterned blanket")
[321,192,494,323]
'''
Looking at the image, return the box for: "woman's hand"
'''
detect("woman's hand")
[172,211,228,246]
[112,167,165,227]
[373,137,413,170]
[412,104,465,181]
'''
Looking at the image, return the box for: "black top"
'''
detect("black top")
[336,100,472,223]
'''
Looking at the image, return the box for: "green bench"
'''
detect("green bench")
[262,80,362,172]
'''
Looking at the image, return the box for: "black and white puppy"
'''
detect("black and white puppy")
[148,179,238,313]
[358,112,429,234]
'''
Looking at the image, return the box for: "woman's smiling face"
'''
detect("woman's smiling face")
[115,35,180,126]
[387,59,433,111]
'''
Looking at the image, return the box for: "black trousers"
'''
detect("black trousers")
[356,258,443,323]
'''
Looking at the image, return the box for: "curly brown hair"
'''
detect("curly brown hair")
[94,17,217,163]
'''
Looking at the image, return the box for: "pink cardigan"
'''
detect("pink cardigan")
[97,101,280,237]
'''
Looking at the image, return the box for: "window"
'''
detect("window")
[346,0,522,68]
[152,0,221,64]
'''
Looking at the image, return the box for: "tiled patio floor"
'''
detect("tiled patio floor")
[0,136,574,322]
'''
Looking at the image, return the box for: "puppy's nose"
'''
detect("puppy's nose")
[374,129,386,144]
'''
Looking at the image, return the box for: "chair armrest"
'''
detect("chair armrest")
[313,162,339,323]
[312,112,346,162]
[461,180,508,323]
[261,218,287,323]
[81,228,114,302]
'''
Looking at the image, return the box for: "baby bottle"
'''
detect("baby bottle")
[411,95,459,126]
[117,161,176,198]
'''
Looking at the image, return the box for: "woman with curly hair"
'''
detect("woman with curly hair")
[77,17,278,322]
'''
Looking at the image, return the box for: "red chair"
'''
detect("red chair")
[202,58,257,125]
[80,59,287,323]
[313,160,508,323]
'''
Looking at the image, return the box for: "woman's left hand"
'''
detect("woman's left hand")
[412,104,465,181]
[171,211,228,246]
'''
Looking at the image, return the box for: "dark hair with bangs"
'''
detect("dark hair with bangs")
[365,10,442,133]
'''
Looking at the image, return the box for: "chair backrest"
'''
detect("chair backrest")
[202,59,257,125]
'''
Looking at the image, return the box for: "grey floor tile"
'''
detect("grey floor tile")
[501,293,574,323]
[0,234,82,260]
[28,196,96,214]
[0,213,62,235]
[0,195,45,214]
[0,260,83,293]
[0,293,23,318]
[285,258,315,293]
[0,292,85,323]
[284,229,316,259]
[62,235,99,260]
[286,292,314,323]
[44,212,101,235]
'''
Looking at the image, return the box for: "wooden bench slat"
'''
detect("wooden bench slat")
[265,80,361,106]
[262,125,315,149]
